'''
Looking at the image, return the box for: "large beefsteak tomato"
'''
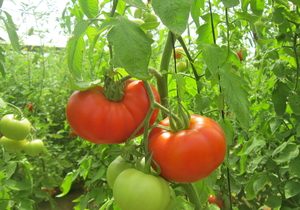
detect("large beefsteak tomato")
[66,80,160,144]
[149,114,226,183]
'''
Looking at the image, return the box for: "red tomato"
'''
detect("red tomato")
[237,50,243,61]
[26,103,34,112]
[175,47,184,59]
[66,80,160,144]
[149,114,226,183]
[208,195,224,209]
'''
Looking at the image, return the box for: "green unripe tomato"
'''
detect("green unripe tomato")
[176,61,188,72]
[0,114,31,140]
[24,139,46,156]
[0,136,27,153]
[106,156,132,188]
[113,168,171,210]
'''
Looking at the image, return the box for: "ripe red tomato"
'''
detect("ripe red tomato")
[149,114,226,183]
[208,195,224,209]
[26,103,34,112]
[237,50,243,61]
[175,47,184,59]
[66,80,160,144]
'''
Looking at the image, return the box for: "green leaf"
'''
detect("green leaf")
[244,137,266,155]
[220,119,234,146]
[250,0,264,15]
[79,0,99,18]
[288,92,300,115]
[67,36,85,80]
[285,181,300,199]
[191,0,205,27]
[57,171,79,197]
[220,65,250,129]
[265,195,282,208]
[73,20,90,38]
[241,0,250,11]
[2,12,20,51]
[4,161,17,179]
[0,0,3,8]
[152,0,192,35]
[0,61,5,78]
[107,17,152,79]
[273,143,299,164]
[272,81,289,116]
[222,0,239,8]
[70,79,101,91]
[200,44,227,75]
[125,0,147,9]
[289,0,300,6]
[197,23,216,44]
[289,156,300,178]
[253,173,269,194]
[0,98,6,109]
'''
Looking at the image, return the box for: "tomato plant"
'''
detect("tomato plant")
[113,168,171,210]
[149,114,226,183]
[0,114,31,140]
[66,80,160,144]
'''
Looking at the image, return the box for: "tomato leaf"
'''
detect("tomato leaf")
[289,156,300,178]
[191,0,205,28]
[284,181,300,199]
[273,144,299,164]
[0,97,6,108]
[219,64,250,129]
[241,0,250,11]
[152,0,192,35]
[2,11,20,51]
[288,92,300,115]
[79,0,99,18]
[0,61,5,78]
[221,0,239,8]
[272,81,289,116]
[57,171,79,197]
[125,0,147,9]
[250,0,264,16]
[200,44,227,75]
[67,35,85,80]
[107,16,152,80]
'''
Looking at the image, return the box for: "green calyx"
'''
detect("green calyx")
[169,103,190,132]
[103,75,130,102]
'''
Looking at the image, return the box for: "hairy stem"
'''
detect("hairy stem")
[181,184,201,210]
[156,31,173,114]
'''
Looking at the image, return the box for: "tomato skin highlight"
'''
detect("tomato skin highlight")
[149,114,226,183]
[66,80,160,144]
[113,168,171,210]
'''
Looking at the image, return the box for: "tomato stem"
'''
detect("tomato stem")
[6,103,24,118]
[156,31,174,114]
[181,184,201,210]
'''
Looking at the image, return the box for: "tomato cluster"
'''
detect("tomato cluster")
[66,79,227,209]
[0,114,46,156]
